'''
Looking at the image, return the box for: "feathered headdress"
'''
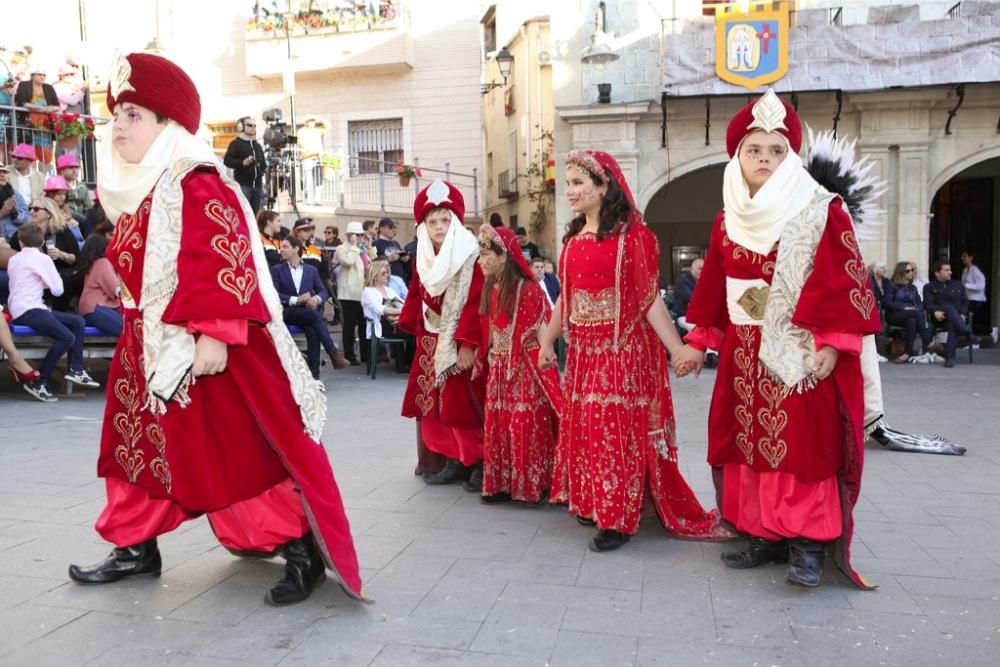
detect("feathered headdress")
[805,127,887,239]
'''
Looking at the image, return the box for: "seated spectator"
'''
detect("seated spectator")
[75,231,121,337]
[257,209,283,267]
[56,154,93,218]
[53,63,88,115]
[10,197,80,309]
[0,303,46,401]
[0,163,29,239]
[271,236,348,383]
[8,144,45,202]
[82,198,108,240]
[923,259,976,368]
[7,224,99,400]
[868,261,887,309]
[0,77,15,157]
[43,176,86,248]
[884,261,940,363]
[673,257,703,332]
[361,257,412,372]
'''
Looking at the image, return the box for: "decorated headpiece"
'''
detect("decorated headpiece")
[105,51,201,135]
[565,149,636,208]
[725,88,802,158]
[413,179,465,224]
[478,224,535,279]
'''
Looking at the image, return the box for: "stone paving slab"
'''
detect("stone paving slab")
[0,352,998,665]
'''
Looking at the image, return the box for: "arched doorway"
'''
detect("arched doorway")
[929,156,1000,334]
[644,164,725,285]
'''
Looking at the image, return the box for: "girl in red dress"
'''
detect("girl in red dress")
[476,224,561,505]
[538,150,732,552]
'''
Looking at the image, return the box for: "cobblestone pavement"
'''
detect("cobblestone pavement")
[0,351,998,666]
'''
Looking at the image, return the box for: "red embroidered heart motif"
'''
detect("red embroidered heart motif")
[758,437,788,469]
[850,288,875,319]
[736,434,754,463]
[114,443,145,482]
[735,405,753,431]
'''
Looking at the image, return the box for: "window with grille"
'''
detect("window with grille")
[347,118,404,175]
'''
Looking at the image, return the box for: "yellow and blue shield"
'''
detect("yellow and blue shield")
[715,3,789,90]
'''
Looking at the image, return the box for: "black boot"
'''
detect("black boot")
[423,459,470,485]
[265,535,326,606]
[577,515,596,527]
[462,462,484,493]
[589,529,630,552]
[481,491,511,505]
[786,539,825,587]
[721,537,789,569]
[68,538,162,584]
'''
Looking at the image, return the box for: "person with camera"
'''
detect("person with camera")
[223,116,265,214]
[335,221,371,365]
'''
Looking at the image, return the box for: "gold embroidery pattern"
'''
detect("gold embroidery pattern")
[491,320,514,354]
[110,200,149,274]
[146,423,172,494]
[737,286,770,321]
[112,320,145,483]
[723,232,767,264]
[204,198,258,305]
[841,230,874,320]
[732,325,756,464]
[756,376,790,469]
[570,287,618,325]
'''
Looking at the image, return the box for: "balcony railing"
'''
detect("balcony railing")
[290,156,479,218]
[0,103,106,185]
[498,169,518,199]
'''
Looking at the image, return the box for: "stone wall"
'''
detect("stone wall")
[663,1,1000,96]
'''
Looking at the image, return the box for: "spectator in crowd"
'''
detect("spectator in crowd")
[9,144,45,202]
[924,259,976,368]
[362,219,378,246]
[0,163,29,239]
[960,250,989,335]
[910,262,928,294]
[530,256,559,307]
[75,224,120,336]
[43,176,86,248]
[0,77,15,157]
[292,218,328,284]
[0,304,47,401]
[10,198,79,311]
[7,224,99,400]
[82,197,108,241]
[15,66,60,163]
[53,63,89,114]
[56,154,93,218]
[868,261,887,309]
[361,257,412,372]
[373,217,408,281]
[272,236,348,383]
[257,209,283,267]
[488,212,503,228]
[323,225,341,248]
[222,116,265,214]
[516,226,540,261]
[673,257,703,332]
[884,261,939,363]
[335,221,369,366]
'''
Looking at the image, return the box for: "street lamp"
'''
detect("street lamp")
[581,1,619,69]
[481,46,514,94]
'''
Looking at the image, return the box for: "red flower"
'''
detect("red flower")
[54,123,64,133]
[84,117,95,128]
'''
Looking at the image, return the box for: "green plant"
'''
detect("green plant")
[395,160,422,178]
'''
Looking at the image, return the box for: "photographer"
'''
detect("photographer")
[223,116,265,214]
[373,217,409,281]
[334,221,370,365]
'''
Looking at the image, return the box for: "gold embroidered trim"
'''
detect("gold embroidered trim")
[570,287,617,324]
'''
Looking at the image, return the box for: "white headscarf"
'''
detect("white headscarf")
[97,120,220,223]
[722,135,819,256]
[415,211,479,298]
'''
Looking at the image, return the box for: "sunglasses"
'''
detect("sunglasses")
[28,206,48,213]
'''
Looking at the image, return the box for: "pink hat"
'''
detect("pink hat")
[43,175,69,192]
[56,154,80,170]
[58,64,77,77]
[9,144,35,160]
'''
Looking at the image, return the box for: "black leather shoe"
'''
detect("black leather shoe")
[481,492,511,505]
[721,537,789,569]
[462,463,484,493]
[265,535,326,606]
[589,529,630,552]
[577,516,596,527]
[786,539,825,587]
[423,459,470,485]
[69,538,162,584]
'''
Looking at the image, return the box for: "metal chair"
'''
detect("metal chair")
[366,319,408,379]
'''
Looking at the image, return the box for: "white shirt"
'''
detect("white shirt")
[361,285,402,338]
[13,170,33,203]
[962,264,986,302]
[287,263,304,305]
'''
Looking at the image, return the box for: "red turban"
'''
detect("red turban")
[106,53,201,135]
[725,92,802,158]
[413,179,465,224]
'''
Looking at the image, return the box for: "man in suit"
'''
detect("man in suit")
[923,259,977,368]
[271,236,348,382]
[531,256,559,306]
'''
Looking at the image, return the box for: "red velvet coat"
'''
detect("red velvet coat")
[399,258,486,428]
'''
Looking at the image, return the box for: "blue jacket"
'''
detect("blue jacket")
[0,190,28,239]
[270,261,328,307]
[883,282,922,312]
[542,272,560,304]
[923,279,968,317]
